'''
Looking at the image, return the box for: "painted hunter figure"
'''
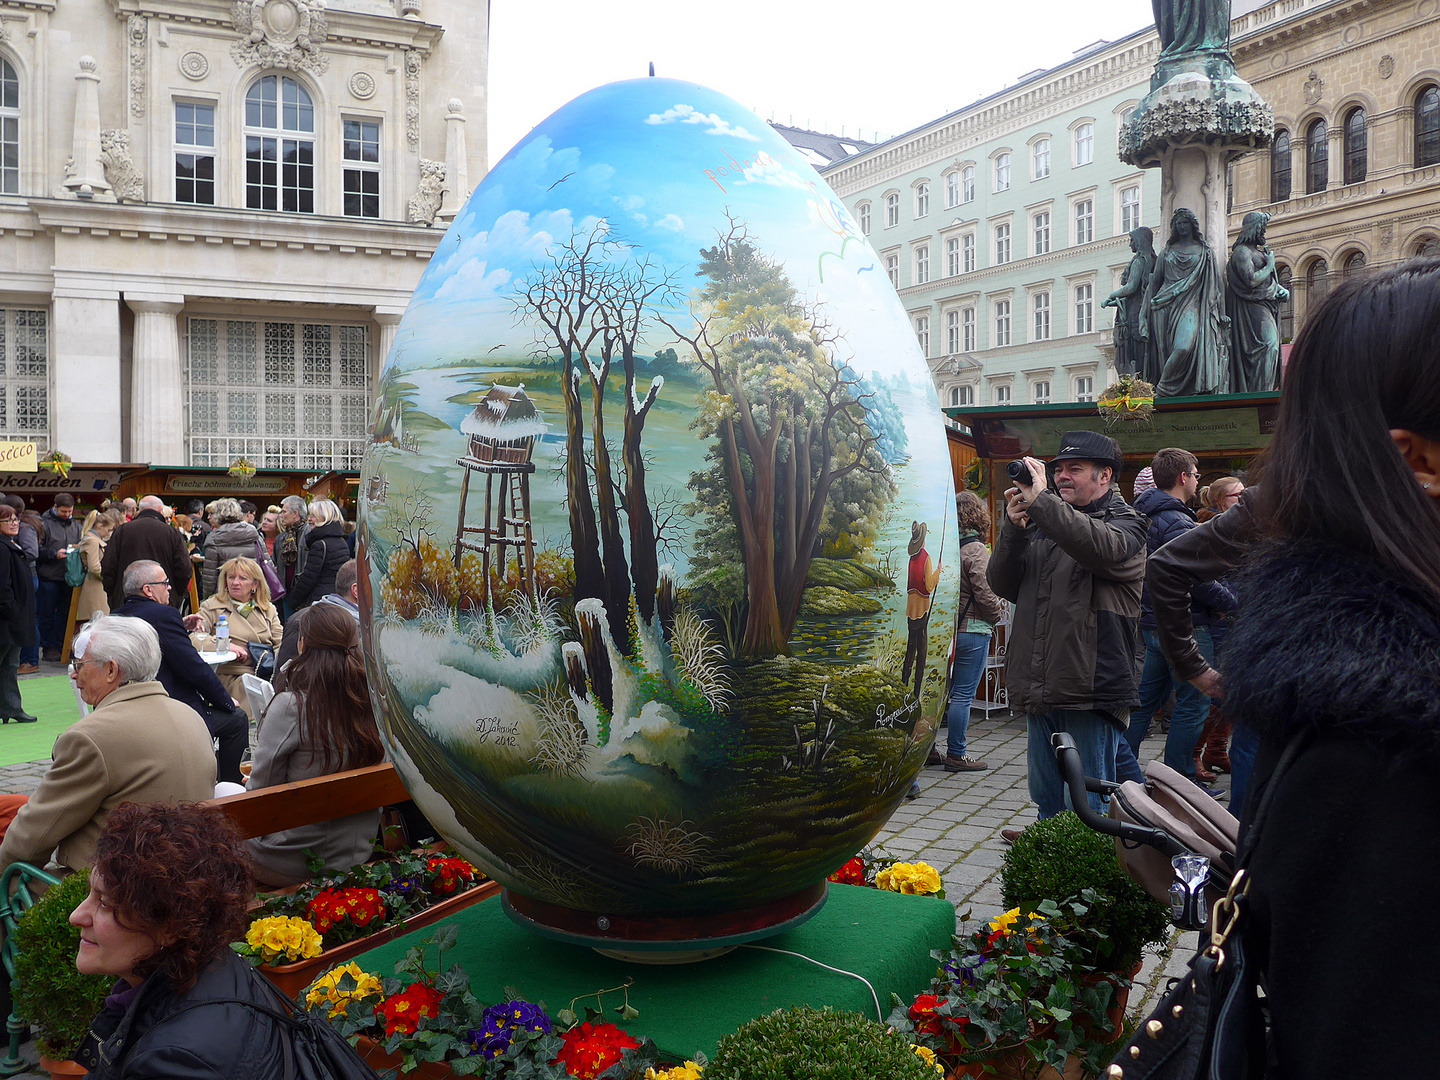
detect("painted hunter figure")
[1103,226,1157,378]
[902,521,941,701]
[1141,207,1229,396]
[1153,0,1231,56]
[1226,211,1290,393]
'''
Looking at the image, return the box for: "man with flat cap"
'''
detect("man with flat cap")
[987,430,1147,832]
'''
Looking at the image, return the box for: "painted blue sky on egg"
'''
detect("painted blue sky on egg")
[391,78,930,385]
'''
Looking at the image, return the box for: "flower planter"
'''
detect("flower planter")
[1079,960,1144,1040]
[258,879,499,999]
[38,1057,87,1079]
[948,1051,1085,1080]
[354,1037,455,1079]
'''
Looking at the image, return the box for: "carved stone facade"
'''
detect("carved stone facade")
[1229,0,1440,333]
[0,0,490,465]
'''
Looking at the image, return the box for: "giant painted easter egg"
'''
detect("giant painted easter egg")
[359,79,961,943]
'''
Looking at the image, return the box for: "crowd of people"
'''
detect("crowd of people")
[0,490,385,895]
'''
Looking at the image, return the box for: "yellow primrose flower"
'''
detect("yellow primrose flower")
[988,908,1023,935]
[305,962,384,1018]
[878,862,944,896]
[645,1064,703,1080]
[245,915,323,963]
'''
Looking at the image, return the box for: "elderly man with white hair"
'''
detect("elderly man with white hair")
[0,615,216,880]
[100,494,194,611]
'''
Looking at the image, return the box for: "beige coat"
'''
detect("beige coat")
[0,681,216,878]
[190,594,283,718]
[75,531,109,624]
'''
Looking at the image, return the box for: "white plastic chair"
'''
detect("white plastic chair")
[242,673,275,730]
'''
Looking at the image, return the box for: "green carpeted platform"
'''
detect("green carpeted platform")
[0,675,81,770]
[356,884,956,1062]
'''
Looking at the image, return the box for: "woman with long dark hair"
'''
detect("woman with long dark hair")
[1221,258,1440,1077]
[246,603,385,886]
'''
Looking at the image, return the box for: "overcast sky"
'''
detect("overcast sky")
[487,0,1158,169]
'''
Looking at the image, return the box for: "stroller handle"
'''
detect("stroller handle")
[1050,733,1190,859]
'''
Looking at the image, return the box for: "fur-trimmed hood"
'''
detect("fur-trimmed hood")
[1221,540,1440,749]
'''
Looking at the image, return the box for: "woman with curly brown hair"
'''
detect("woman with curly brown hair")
[246,602,385,887]
[70,802,290,1078]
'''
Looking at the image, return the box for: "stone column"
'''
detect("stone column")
[375,309,404,369]
[127,295,186,465]
[53,290,123,461]
[438,99,469,222]
[64,57,111,198]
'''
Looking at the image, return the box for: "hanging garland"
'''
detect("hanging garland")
[228,456,258,482]
[38,451,72,480]
[1097,375,1156,429]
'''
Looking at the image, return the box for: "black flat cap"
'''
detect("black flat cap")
[1051,430,1123,474]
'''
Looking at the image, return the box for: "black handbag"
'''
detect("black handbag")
[1105,729,1309,1080]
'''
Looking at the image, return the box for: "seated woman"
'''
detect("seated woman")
[72,802,295,1078]
[185,556,283,720]
[246,603,386,888]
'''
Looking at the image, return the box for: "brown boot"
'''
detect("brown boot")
[1193,714,1218,783]
[1202,711,1232,773]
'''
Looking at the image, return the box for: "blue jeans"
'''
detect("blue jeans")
[1115,729,1145,784]
[1126,627,1214,779]
[945,632,990,758]
[1027,709,1119,819]
[35,580,73,652]
[1228,724,1259,817]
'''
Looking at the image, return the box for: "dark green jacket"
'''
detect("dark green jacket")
[987,489,1147,724]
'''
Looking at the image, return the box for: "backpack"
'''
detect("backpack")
[65,546,86,588]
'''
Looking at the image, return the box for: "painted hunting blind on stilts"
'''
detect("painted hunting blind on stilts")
[453,384,546,608]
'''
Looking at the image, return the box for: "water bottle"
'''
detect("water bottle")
[215,613,230,658]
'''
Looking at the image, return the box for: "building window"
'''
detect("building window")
[1306,119,1328,194]
[1305,259,1328,305]
[1074,282,1094,334]
[1074,375,1095,402]
[185,318,371,470]
[857,202,871,235]
[1277,264,1294,340]
[994,383,1012,406]
[1033,291,1051,340]
[946,309,960,353]
[994,153,1011,191]
[245,75,314,213]
[885,253,899,287]
[962,233,976,273]
[949,386,960,407]
[994,222,1011,265]
[0,308,50,450]
[0,59,19,195]
[994,299,1012,347]
[1074,198,1094,245]
[1271,129,1292,202]
[914,181,930,218]
[962,165,976,202]
[945,171,960,208]
[343,119,381,218]
[914,314,930,354]
[1032,379,1051,405]
[1417,237,1440,258]
[958,383,975,405]
[962,307,976,351]
[1120,185,1141,233]
[1417,86,1440,168]
[914,244,930,284]
[1343,108,1367,185]
[946,236,960,277]
[1342,250,1366,277]
[1074,123,1094,166]
[174,102,216,205]
[1227,161,1235,214]
[1033,211,1051,255]
[885,192,899,227]
[1032,138,1050,179]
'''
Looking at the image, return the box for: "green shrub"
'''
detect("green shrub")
[1000,811,1169,972]
[706,1006,940,1080]
[12,870,113,1060]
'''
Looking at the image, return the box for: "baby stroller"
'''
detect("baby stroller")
[1051,732,1239,930]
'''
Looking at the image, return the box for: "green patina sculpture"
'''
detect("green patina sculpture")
[1226,211,1290,393]
[1140,208,1230,396]
[1102,227,1157,379]
[1153,0,1232,56]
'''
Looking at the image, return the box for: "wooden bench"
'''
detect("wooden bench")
[204,762,410,839]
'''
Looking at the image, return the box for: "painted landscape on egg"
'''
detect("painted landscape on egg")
[358,79,960,916]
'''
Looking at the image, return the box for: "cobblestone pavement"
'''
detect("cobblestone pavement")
[0,707,1200,1072]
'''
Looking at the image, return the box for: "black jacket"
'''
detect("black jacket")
[113,597,234,717]
[0,537,36,651]
[80,951,289,1080]
[1132,488,1236,629]
[1223,541,1440,1079]
[101,510,193,611]
[286,522,348,610]
[38,508,83,583]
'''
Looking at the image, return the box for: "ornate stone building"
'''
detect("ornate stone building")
[0,0,487,466]
[1229,0,1440,334]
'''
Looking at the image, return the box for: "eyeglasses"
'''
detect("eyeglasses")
[145,579,172,590]
[69,658,100,674]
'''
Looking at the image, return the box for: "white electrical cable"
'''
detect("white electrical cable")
[740,945,884,1022]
